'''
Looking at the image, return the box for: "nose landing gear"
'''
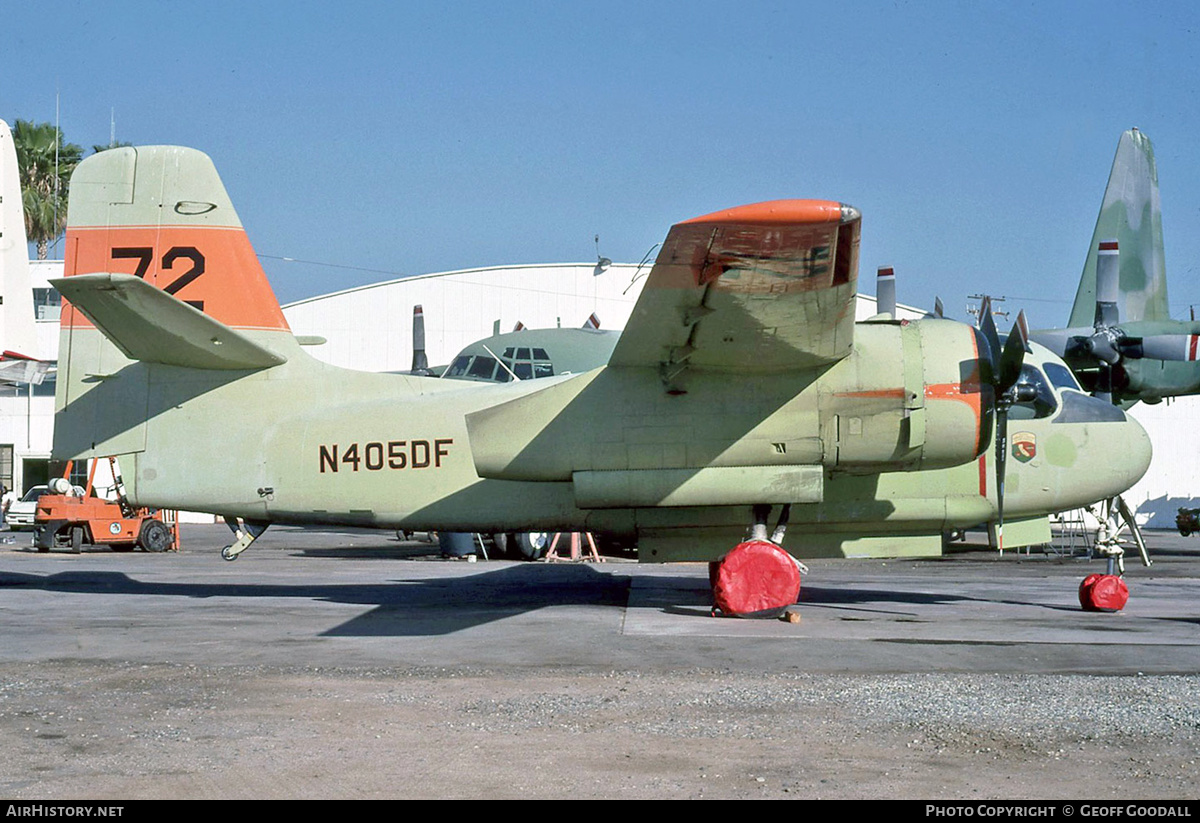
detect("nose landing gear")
[1079,496,1147,612]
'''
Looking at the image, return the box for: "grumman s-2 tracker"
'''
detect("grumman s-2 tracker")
[51,146,1152,614]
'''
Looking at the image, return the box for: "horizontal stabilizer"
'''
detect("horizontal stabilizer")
[52,273,287,370]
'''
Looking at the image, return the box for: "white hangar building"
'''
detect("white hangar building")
[4,258,1199,531]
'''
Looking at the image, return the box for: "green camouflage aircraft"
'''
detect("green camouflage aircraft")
[51,146,1151,593]
[1032,129,1200,405]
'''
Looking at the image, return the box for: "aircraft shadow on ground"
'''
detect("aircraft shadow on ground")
[0,565,633,637]
[0,562,1110,637]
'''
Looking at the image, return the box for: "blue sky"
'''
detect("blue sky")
[4,1,1200,324]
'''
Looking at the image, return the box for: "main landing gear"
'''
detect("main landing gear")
[221,517,270,561]
[1079,495,1149,612]
[710,504,807,619]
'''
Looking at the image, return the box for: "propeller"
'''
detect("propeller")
[977,296,1035,551]
[1035,239,1200,402]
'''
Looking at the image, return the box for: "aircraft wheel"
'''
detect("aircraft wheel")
[138,520,173,552]
[70,526,84,554]
[512,532,549,561]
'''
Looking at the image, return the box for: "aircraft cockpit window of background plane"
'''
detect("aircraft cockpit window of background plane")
[443,349,556,383]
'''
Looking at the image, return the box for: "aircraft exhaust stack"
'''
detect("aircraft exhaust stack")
[411,305,429,373]
[1093,240,1120,329]
[876,266,896,317]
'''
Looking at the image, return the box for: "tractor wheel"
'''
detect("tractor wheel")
[138,520,173,552]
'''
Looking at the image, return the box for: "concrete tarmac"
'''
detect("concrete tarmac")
[1,524,1196,675]
[2,524,1198,799]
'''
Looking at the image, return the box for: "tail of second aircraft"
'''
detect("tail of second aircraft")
[0,120,41,361]
[1068,128,1169,327]
[53,146,298,460]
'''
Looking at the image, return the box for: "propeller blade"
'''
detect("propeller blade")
[978,296,1002,383]
[1094,239,1120,328]
[997,310,1031,393]
[411,305,429,373]
[1124,333,1200,362]
[1028,327,1088,359]
[876,266,896,317]
[990,311,1034,553]
[995,403,1009,552]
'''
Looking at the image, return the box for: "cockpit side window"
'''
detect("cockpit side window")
[445,356,472,378]
[1008,364,1058,420]
[1043,361,1082,392]
[467,356,498,380]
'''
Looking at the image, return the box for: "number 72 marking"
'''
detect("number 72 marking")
[110,246,207,310]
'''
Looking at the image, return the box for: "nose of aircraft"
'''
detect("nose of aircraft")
[1027,393,1154,514]
[1113,409,1154,493]
[1075,403,1153,503]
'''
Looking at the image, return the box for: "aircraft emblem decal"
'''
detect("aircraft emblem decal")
[1012,431,1037,463]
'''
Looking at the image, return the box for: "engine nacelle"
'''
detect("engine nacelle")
[818,319,992,473]
[466,319,994,495]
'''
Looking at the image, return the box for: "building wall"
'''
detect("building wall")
[282,263,649,373]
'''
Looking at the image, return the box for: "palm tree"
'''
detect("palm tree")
[12,120,82,259]
[92,140,132,153]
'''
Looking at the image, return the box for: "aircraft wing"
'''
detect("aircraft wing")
[0,353,52,386]
[609,200,862,376]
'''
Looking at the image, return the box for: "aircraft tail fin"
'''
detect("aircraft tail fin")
[58,146,295,376]
[55,146,296,461]
[62,145,291,333]
[0,120,40,360]
[1068,128,1169,327]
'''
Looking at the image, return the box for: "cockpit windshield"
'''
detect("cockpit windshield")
[1042,361,1082,392]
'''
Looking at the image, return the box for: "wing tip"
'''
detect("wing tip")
[681,199,859,226]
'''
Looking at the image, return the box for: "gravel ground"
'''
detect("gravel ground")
[1,662,1197,799]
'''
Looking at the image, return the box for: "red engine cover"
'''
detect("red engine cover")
[711,540,801,619]
[1079,573,1129,612]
